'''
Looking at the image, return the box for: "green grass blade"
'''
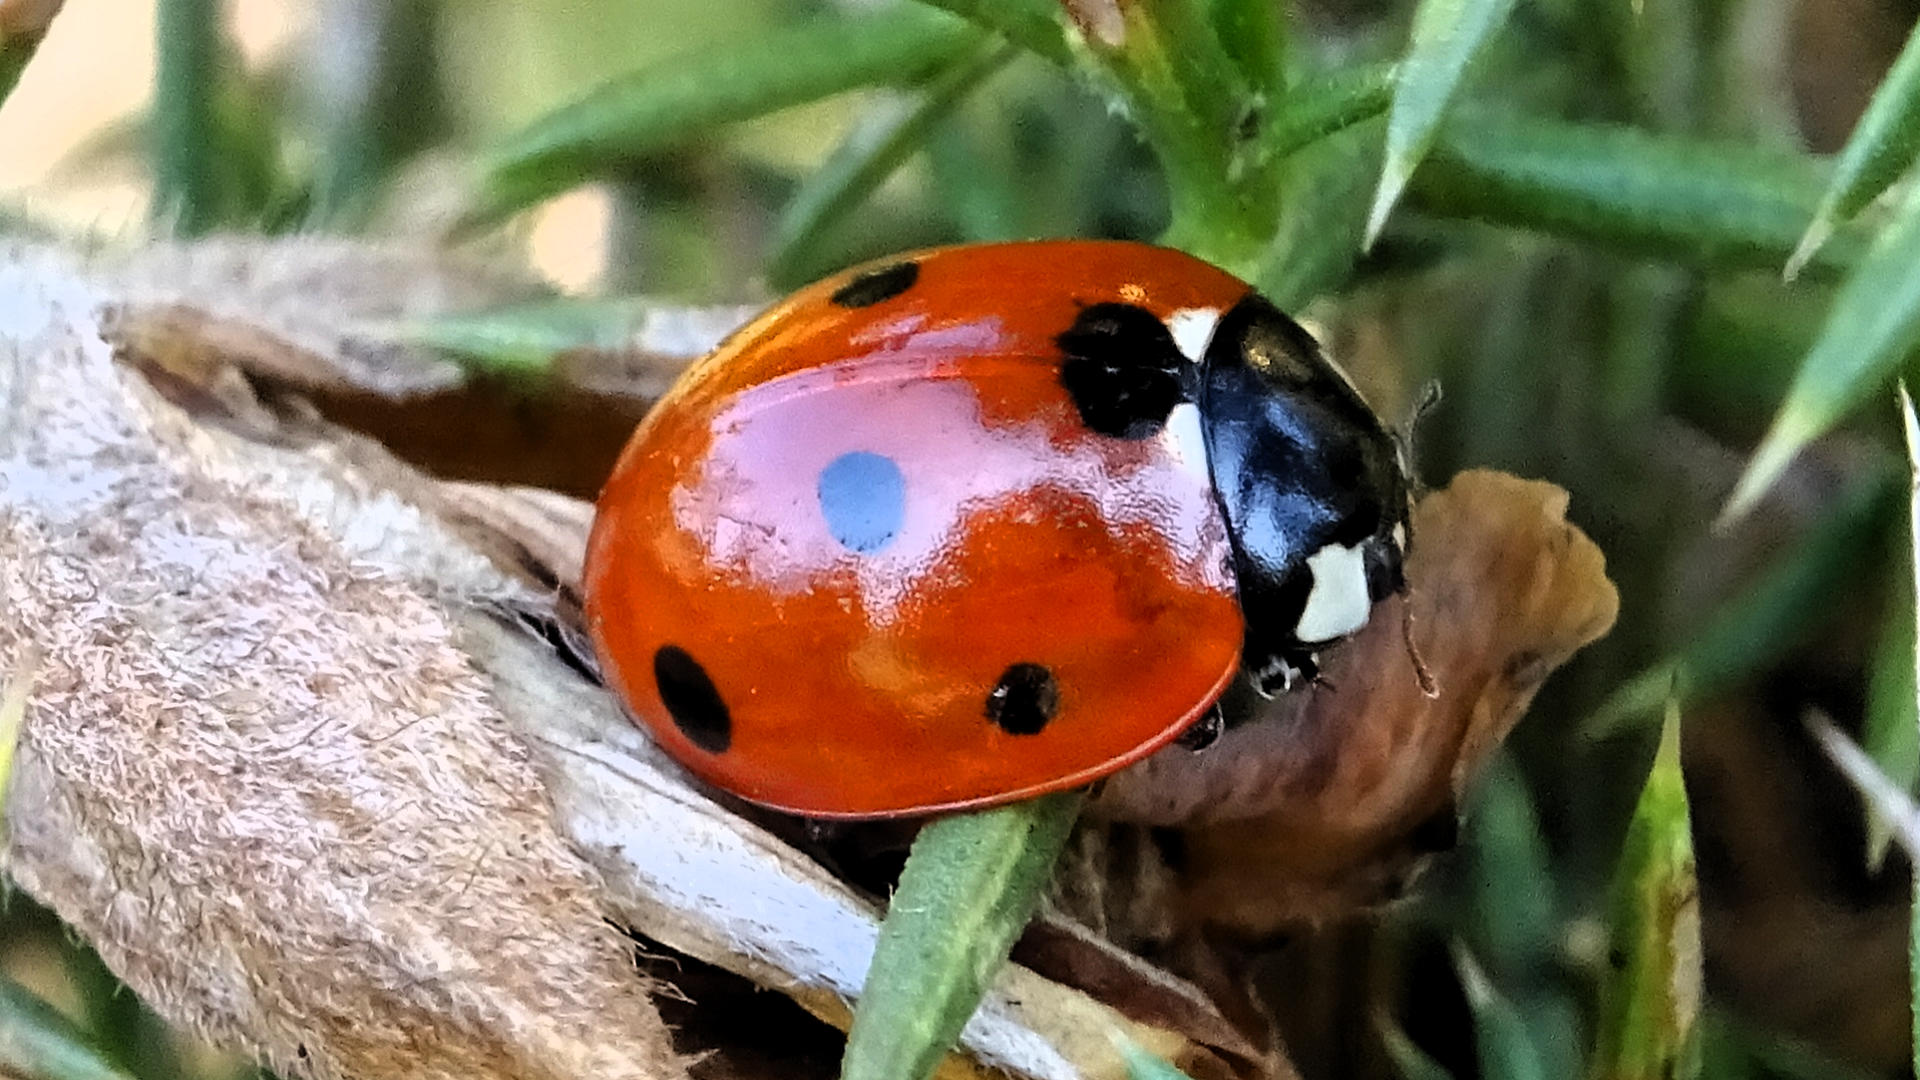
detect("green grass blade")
[390,296,742,379]
[1204,0,1284,98]
[0,645,31,811]
[911,0,1068,66]
[1460,758,1585,1080]
[767,40,1012,289]
[465,7,980,228]
[1363,0,1521,245]
[0,0,62,109]
[1377,1011,1458,1080]
[1585,470,1898,737]
[308,0,447,227]
[1863,520,1918,867]
[152,0,225,235]
[1412,110,1865,277]
[840,791,1083,1080]
[1452,946,1547,1080]
[1590,701,1702,1080]
[1907,386,1920,1080]
[1904,385,1920,1079]
[1264,61,1395,162]
[1116,1037,1197,1080]
[1789,20,1920,276]
[1726,180,1920,520]
[1259,123,1381,307]
[0,978,138,1080]
[396,301,639,377]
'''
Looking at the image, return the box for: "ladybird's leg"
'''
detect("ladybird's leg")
[1246,648,1319,698]
[1174,701,1225,750]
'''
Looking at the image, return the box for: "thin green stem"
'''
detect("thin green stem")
[1264,62,1395,160]
[152,0,224,234]
[1074,0,1280,274]
[912,0,1070,65]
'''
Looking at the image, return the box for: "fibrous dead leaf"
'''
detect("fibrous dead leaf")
[0,245,683,1080]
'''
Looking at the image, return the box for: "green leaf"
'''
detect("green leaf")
[1863,511,1918,867]
[0,978,138,1080]
[1259,122,1382,308]
[1464,758,1557,978]
[912,0,1069,66]
[465,7,983,228]
[840,791,1083,1080]
[768,41,1015,289]
[1363,0,1521,245]
[1116,1037,1197,1080]
[1727,181,1920,519]
[1377,1011,1459,1080]
[1587,468,1898,737]
[391,297,735,379]
[1453,946,1547,1080]
[1906,385,1920,1080]
[151,0,227,235]
[1790,20,1920,276]
[1065,0,1275,273]
[1590,701,1702,1080]
[1264,62,1394,162]
[0,646,30,811]
[307,0,449,227]
[1204,0,1285,98]
[1411,111,1867,277]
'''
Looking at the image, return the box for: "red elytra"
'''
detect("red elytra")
[584,241,1258,818]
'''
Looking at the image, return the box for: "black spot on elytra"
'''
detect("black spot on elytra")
[831,261,919,308]
[1056,302,1188,439]
[654,645,732,753]
[986,663,1059,735]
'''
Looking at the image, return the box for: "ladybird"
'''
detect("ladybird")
[584,241,1410,818]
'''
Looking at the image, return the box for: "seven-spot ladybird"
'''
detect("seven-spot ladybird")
[583,241,1410,818]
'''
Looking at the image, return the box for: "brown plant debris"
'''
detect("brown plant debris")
[0,246,683,1080]
[1085,469,1620,935]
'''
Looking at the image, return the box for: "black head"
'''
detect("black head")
[1197,295,1410,695]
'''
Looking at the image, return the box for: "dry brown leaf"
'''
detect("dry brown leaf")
[1089,469,1621,934]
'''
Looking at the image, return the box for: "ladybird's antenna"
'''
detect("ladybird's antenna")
[1400,592,1438,698]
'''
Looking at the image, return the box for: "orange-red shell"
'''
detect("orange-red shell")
[584,242,1252,817]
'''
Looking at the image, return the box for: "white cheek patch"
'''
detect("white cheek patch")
[1161,402,1210,483]
[1294,541,1374,643]
[1167,307,1221,364]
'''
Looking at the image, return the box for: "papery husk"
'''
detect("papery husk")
[0,246,682,1080]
